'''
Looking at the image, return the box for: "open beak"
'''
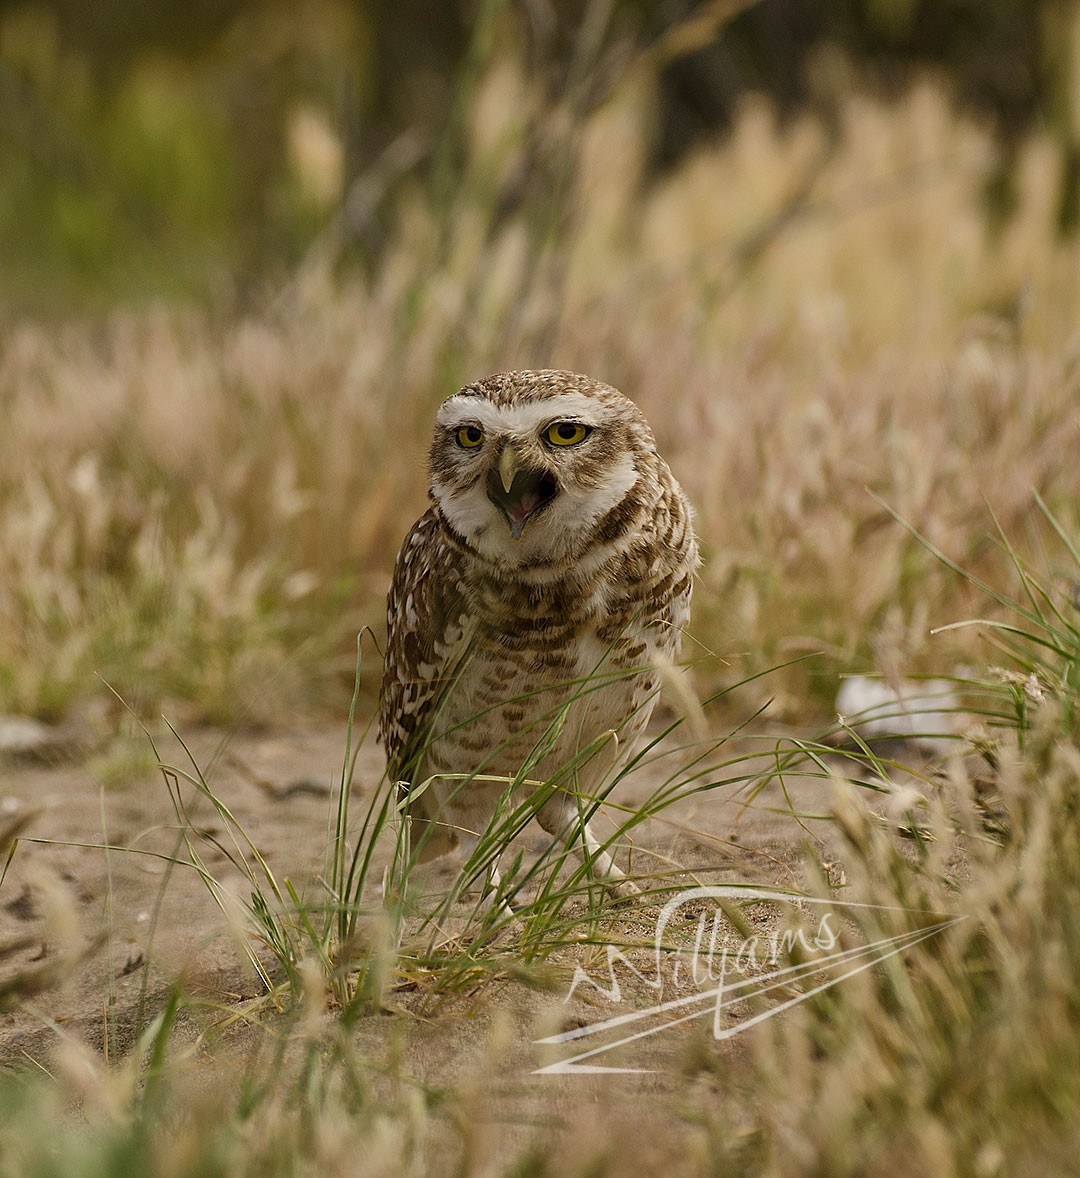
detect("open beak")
[487,445,558,539]
[498,443,519,494]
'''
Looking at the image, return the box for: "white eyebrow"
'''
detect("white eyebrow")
[435,393,613,435]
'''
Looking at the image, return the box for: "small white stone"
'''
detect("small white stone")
[836,677,961,753]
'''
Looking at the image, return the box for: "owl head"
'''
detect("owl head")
[429,370,656,566]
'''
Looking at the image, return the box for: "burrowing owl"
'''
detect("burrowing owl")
[380,370,697,897]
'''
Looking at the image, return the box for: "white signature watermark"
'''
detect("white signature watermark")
[534,885,967,1075]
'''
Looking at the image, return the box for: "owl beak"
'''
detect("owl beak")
[488,445,558,539]
[498,443,519,494]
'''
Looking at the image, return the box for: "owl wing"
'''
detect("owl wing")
[379,505,473,792]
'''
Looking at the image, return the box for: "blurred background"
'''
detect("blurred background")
[1,0,1079,730]
[2,0,1079,311]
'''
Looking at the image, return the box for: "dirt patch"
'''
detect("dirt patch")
[0,719,935,1084]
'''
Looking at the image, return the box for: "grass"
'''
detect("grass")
[2,39,1079,726]
[136,636,788,1009]
[2,23,1080,1178]
[1,502,1079,1174]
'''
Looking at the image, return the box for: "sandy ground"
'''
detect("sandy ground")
[0,714,940,1148]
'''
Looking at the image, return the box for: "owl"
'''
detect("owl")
[379,370,697,903]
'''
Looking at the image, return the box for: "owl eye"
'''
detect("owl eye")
[545,421,591,447]
[456,425,485,449]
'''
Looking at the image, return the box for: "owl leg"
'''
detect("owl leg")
[535,801,639,900]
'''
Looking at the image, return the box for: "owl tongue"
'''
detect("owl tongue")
[487,467,558,539]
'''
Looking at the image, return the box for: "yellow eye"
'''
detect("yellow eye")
[545,421,590,447]
[456,425,484,449]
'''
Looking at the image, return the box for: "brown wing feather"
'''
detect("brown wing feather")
[379,505,471,783]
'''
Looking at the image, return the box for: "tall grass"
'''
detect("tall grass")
[707,512,1080,1177]
[1,47,1078,724]
[3,23,1080,1177]
[138,632,792,1012]
[2,500,1079,1175]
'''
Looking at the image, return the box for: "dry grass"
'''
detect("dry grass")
[2,56,1078,726]
[2,37,1080,1178]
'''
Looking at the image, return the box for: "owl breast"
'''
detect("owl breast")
[426,569,679,787]
[415,464,693,845]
